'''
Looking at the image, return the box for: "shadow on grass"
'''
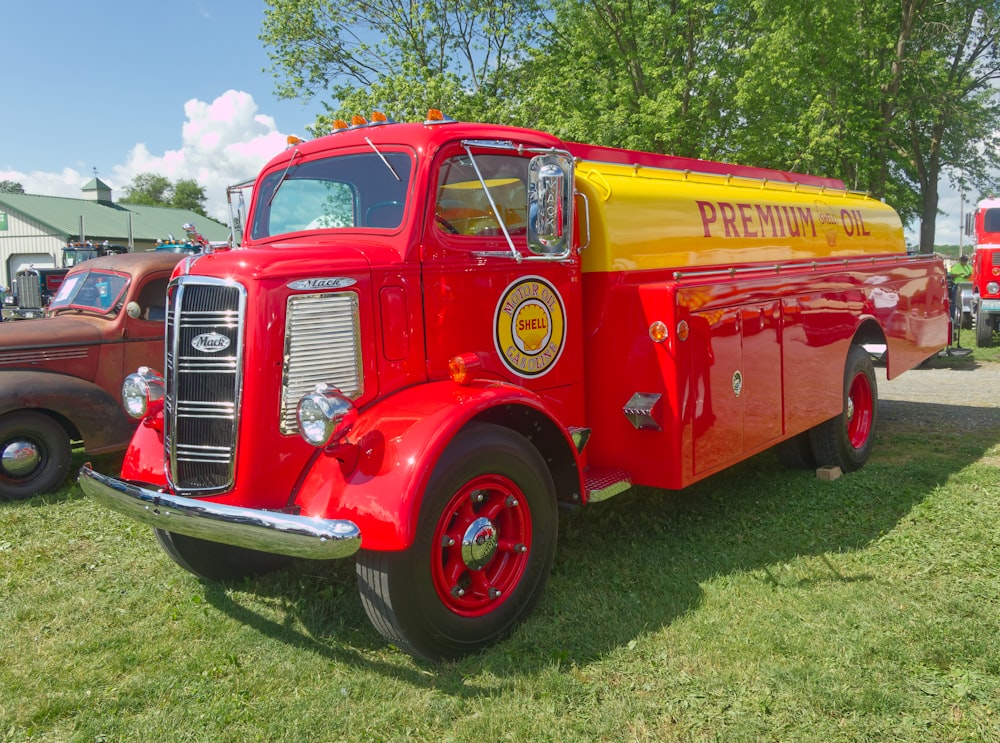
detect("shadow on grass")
[171,399,1000,688]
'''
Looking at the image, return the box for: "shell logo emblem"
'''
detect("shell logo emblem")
[494,276,566,378]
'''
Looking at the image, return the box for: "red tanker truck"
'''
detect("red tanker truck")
[80,111,949,660]
[963,197,1000,346]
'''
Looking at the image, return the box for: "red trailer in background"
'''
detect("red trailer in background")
[964,197,1000,346]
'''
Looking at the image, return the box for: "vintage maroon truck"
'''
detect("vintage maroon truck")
[0,251,188,499]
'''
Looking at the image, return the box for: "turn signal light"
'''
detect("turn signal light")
[449,353,482,385]
[648,320,668,343]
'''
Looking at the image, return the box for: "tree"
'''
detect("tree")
[515,0,745,158]
[896,1,1000,252]
[0,180,25,194]
[171,179,209,216]
[260,0,1000,249]
[120,173,172,206]
[259,0,545,130]
[120,173,208,216]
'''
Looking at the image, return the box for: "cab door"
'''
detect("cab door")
[420,144,583,412]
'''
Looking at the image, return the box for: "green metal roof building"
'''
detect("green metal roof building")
[0,178,229,288]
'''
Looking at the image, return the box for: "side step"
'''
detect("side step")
[584,467,633,503]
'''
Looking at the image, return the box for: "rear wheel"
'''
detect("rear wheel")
[0,411,72,500]
[976,306,994,347]
[775,430,817,470]
[809,344,877,473]
[356,422,558,660]
[154,529,293,582]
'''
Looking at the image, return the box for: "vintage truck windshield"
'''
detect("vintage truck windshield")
[250,150,413,238]
[49,270,128,314]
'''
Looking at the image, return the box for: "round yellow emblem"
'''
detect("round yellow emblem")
[494,276,566,378]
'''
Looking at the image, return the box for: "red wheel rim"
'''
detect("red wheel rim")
[431,474,532,617]
[846,371,874,449]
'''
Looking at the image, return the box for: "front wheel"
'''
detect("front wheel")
[356,422,558,661]
[809,344,877,473]
[0,411,72,500]
[976,306,995,347]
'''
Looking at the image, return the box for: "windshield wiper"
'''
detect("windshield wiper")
[267,148,301,206]
[462,144,519,262]
[366,137,401,182]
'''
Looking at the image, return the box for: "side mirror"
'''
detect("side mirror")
[126,301,141,319]
[528,154,573,255]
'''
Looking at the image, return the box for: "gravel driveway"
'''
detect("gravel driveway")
[877,353,1000,432]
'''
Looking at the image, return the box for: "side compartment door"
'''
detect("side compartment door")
[692,300,782,475]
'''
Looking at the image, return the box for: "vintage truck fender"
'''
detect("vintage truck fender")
[293,379,584,553]
[0,370,134,454]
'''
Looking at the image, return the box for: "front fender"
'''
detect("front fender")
[294,380,577,552]
[0,370,134,453]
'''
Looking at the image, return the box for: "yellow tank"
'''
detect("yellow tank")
[574,158,905,274]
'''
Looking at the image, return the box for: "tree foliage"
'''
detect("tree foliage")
[0,180,25,194]
[120,173,208,217]
[260,0,1000,248]
[260,0,546,132]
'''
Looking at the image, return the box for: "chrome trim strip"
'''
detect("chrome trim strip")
[79,465,360,560]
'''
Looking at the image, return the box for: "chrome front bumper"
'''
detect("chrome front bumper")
[79,465,361,560]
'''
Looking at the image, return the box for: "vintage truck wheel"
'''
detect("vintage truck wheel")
[356,422,558,660]
[0,411,72,500]
[775,430,817,470]
[154,529,293,582]
[809,344,877,473]
[976,306,994,347]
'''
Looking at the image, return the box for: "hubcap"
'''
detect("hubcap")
[461,516,499,570]
[1,440,42,478]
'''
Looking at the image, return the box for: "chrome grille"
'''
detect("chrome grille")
[165,278,245,494]
[280,292,362,434]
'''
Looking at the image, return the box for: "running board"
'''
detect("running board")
[584,467,633,503]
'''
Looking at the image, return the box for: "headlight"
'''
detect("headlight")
[297,383,358,447]
[121,366,164,420]
[987,281,1000,295]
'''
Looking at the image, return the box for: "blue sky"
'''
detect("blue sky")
[0,1,968,244]
[1,1,323,220]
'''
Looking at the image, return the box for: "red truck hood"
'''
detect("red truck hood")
[0,315,105,379]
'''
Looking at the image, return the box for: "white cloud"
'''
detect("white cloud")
[1,91,288,225]
[114,90,288,222]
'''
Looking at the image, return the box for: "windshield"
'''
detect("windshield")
[48,270,128,314]
[250,150,413,239]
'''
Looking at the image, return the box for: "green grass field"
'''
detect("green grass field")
[2,353,999,742]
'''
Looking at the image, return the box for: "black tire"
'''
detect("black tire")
[809,344,877,473]
[356,422,558,661]
[154,529,293,582]
[976,306,994,347]
[775,430,818,470]
[0,411,72,500]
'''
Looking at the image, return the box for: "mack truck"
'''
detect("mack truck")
[80,111,949,660]
[963,197,1000,346]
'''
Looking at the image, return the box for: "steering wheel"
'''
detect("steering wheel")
[435,215,460,234]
